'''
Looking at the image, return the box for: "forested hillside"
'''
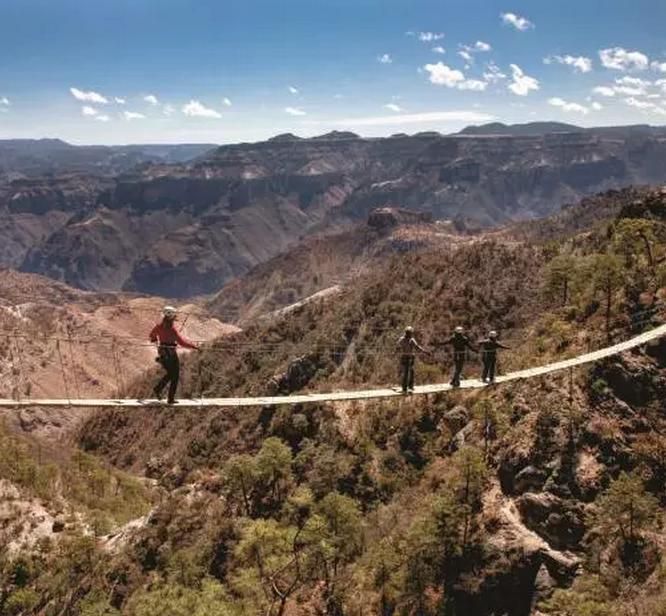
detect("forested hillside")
[2,187,666,615]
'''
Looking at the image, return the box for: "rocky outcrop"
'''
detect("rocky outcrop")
[367,207,433,230]
[516,492,586,551]
[267,354,324,395]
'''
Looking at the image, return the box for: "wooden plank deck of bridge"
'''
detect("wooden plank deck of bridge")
[1,324,664,409]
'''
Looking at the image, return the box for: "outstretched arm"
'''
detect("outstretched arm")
[433,335,453,348]
[175,328,199,350]
[414,340,427,353]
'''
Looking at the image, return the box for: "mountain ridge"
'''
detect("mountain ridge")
[2,128,666,297]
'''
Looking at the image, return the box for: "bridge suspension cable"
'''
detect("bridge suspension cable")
[0,322,663,409]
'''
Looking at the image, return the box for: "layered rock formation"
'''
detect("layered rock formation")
[2,129,666,296]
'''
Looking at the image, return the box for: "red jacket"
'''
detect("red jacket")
[149,320,198,349]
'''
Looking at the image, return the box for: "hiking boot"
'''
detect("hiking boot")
[153,387,163,401]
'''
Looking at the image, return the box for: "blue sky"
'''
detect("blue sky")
[1,0,665,144]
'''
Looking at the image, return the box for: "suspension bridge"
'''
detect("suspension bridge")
[1,323,664,409]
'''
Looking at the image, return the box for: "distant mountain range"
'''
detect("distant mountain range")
[0,138,217,179]
[1,125,666,297]
[457,121,666,137]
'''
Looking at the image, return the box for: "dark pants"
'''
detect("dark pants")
[155,347,180,402]
[400,355,415,392]
[451,352,465,386]
[482,354,497,382]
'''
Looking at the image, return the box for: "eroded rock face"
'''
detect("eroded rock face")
[367,207,434,231]
[594,352,665,407]
[267,354,323,395]
[516,492,586,551]
[442,405,470,434]
[4,132,666,296]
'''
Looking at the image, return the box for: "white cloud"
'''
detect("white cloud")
[500,12,534,31]
[182,100,222,118]
[599,47,649,71]
[458,41,492,66]
[378,53,393,64]
[285,106,307,116]
[422,62,459,86]
[624,97,666,114]
[70,87,109,104]
[656,79,666,93]
[432,46,446,55]
[163,104,175,116]
[483,62,507,83]
[474,41,492,52]
[591,101,603,111]
[458,50,473,65]
[114,97,126,105]
[544,54,592,73]
[333,110,494,127]
[0,97,9,106]
[507,64,539,96]
[417,31,444,42]
[616,76,651,87]
[95,115,111,122]
[384,103,404,112]
[612,75,651,96]
[144,94,159,106]
[593,86,616,97]
[624,97,653,109]
[222,97,232,107]
[548,97,589,114]
[652,61,666,73]
[424,62,464,87]
[288,86,299,95]
[458,79,487,91]
[423,62,487,91]
[81,105,98,116]
[123,111,145,120]
[613,86,644,96]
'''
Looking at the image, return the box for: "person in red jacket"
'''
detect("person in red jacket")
[149,306,199,404]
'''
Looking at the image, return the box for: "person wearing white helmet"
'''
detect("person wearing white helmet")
[149,306,199,404]
[396,326,430,393]
[440,326,477,388]
[478,330,510,384]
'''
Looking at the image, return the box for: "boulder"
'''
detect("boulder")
[267,354,322,395]
[450,420,477,452]
[595,356,657,406]
[515,465,548,493]
[516,492,586,551]
[442,405,469,434]
[530,564,556,614]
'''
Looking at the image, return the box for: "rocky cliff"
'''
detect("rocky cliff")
[2,129,666,296]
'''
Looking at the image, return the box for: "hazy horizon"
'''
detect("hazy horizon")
[4,119,666,148]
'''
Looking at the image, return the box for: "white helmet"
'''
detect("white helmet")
[405,326,414,333]
[163,306,177,319]
[455,326,464,334]
[489,330,498,338]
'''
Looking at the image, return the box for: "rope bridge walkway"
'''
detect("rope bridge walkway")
[1,324,664,409]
